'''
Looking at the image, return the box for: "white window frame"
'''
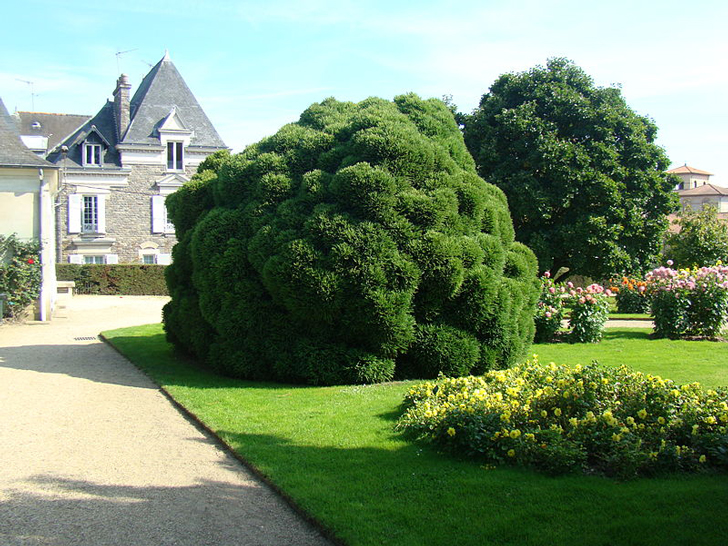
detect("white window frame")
[151,195,175,234]
[83,143,102,166]
[84,255,105,264]
[166,141,184,171]
[68,194,106,235]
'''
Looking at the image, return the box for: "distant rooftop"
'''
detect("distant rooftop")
[676,183,728,197]
[13,111,91,153]
[667,165,713,176]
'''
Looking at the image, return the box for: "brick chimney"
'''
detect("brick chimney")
[113,74,131,140]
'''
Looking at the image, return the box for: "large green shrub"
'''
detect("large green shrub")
[56,264,168,295]
[164,94,539,385]
[0,234,41,318]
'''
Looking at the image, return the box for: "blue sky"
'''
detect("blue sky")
[2,0,726,184]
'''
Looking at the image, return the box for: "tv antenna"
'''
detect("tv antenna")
[115,48,138,73]
[16,78,37,111]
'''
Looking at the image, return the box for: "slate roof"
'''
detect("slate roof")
[677,183,728,197]
[123,53,226,148]
[13,111,91,153]
[0,97,54,168]
[46,101,122,168]
[667,165,713,176]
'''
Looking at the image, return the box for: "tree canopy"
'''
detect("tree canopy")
[462,58,679,279]
[665,205,728,268]
[163,94,538,385]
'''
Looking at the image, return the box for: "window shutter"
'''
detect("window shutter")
[96,194,106,234]
[157,253,172,265]
[151,195,165,233]
[105,254,118,264]
[68,254,83,264]
[68,194,81,233]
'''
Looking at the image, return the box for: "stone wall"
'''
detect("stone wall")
[59,164,197,263]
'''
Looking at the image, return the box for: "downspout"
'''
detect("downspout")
[38,168,49,321]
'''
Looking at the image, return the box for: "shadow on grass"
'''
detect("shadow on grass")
[213,429,728,546]
[601,329,652,341]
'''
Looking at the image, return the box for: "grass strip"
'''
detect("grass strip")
[103,324,728,546]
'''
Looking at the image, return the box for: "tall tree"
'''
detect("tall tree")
[463,58,679,278]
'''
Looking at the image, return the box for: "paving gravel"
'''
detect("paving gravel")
[0,295,332,546]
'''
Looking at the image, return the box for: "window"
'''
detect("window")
[83,143,101,166]
[82,196,99,232]
[84,255,105,264]
[167,141,184,171]
[151,195,175,234]
[142,254,157,264]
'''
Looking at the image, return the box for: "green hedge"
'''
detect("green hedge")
[56,264,169,296]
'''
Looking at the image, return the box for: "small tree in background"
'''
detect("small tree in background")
[462,58,678,278]
[664,205,728,269]
[164,94,539,385]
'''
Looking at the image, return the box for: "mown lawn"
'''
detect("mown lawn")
[103,324,728,546]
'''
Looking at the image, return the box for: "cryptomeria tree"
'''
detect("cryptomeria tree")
[164,94,539,385]
[463,58,679,279]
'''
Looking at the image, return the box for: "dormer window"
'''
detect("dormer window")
[83,143,102,166]
[167,141,184,171]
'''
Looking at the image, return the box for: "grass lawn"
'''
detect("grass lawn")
[103,324,728,546]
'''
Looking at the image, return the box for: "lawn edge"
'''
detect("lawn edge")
[100,331,346,546]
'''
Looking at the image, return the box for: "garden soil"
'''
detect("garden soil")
[0,295,332,546]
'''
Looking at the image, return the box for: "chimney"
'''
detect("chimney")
[113,74,131,140]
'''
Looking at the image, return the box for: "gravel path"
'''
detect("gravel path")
[0,296,332,546]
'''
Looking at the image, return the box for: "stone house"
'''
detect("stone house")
[667,165,728,228]
[0,97,59,319]
[46,52,227,264]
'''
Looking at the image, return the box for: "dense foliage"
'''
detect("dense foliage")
[647,264,728,338]
[164,95,539,385]
[397,360,728,478]
[664,206,728,269]
[56,264,168,295]
[611,276,651,314]
[462,58,678,278]
[0,234,41,318]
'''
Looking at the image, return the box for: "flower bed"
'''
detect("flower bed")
[397,359,728,478]
[647,263,728,339]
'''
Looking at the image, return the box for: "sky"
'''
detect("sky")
[2,0,726,185]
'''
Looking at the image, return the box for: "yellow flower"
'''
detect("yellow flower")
[657,416,666,425]
[507,449,516,457]
[500,412,511,422]
[447,427,456,437]
[554,408,562,417]
[569,417,578,427]
[525,433,535,441]
[510,429,521,439]
[612,433,622,442]
[424,410,433,418]
[541,410,548,418]
[626,416,635,426]
[699,455,707,463]
[670,389,680,397]
[705,416,717,425]
[637,409,647,419]
[585,411,595,421]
